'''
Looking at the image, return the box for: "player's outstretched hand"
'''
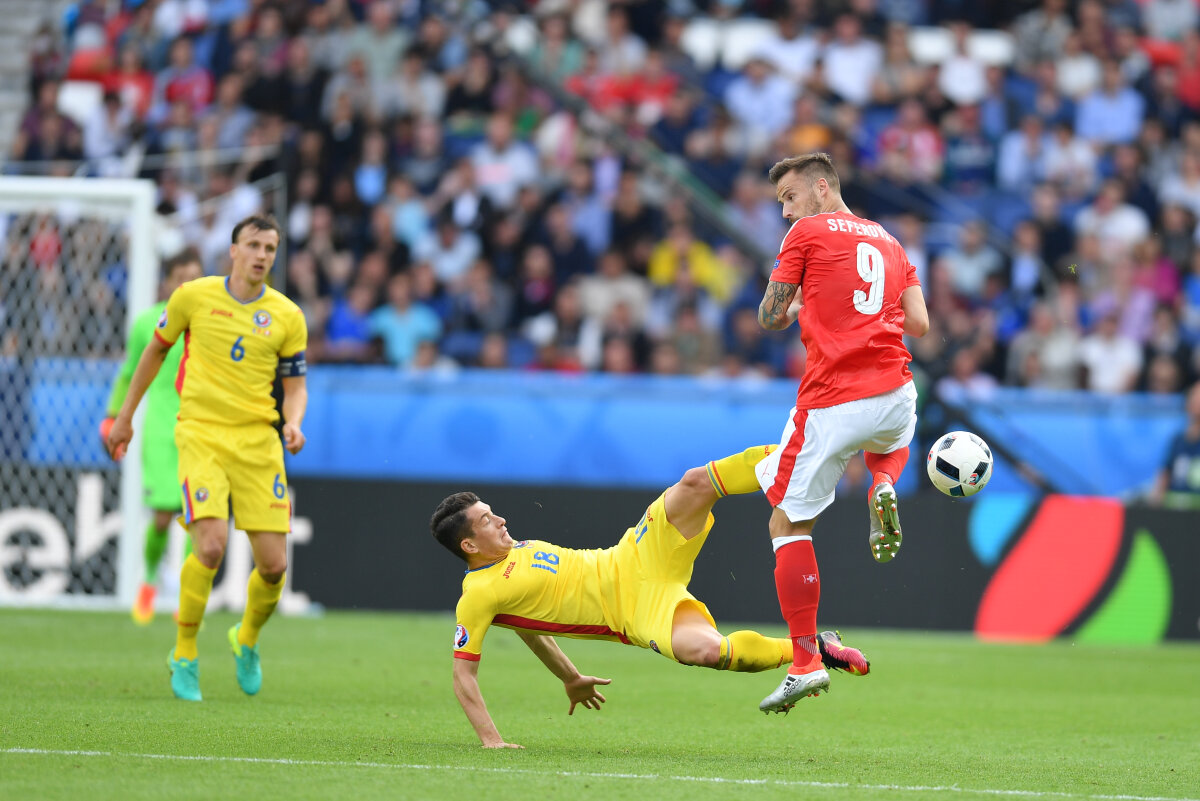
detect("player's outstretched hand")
[106,416,132,461]
[282,422,306,454]
[564,674,611,715]
[482,741,524,749]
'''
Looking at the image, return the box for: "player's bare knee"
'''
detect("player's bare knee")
[256,559,287,583]
[192,539,225,569]
[677,466,716,503]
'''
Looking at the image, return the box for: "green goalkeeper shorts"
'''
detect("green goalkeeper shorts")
[142,429,182,512]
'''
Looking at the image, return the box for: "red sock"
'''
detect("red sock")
[865,447,909,491]
[773,539,821,673]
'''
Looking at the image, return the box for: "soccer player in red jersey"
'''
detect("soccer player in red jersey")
[754,153,930,713]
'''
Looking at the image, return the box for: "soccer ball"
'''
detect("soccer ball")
[926,431,993,497]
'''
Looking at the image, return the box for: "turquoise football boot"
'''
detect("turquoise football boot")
[168,650,202,702]
[228,624,262,696]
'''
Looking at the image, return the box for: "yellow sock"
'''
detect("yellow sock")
[717,630,792,672]
[237,569,284,648]
[706,445,776,497]
[174,553,217,661]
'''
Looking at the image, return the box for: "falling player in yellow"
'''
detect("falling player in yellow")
[107,215,308,702]
[431,446,871,748]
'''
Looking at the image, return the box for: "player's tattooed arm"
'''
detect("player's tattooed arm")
[758,280,800,330]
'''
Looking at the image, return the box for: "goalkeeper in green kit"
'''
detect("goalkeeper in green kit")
[100,249,203,624]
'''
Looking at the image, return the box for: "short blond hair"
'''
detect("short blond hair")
[768,152,841,192]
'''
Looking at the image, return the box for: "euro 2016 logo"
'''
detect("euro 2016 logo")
[454,624,469,649]
[253,310,272,327]
[195,487,209,503]
[157,310,168,329]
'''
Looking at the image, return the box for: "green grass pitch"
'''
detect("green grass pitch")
[1,609,1197,801]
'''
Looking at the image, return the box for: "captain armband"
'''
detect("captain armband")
[278,351,307,377]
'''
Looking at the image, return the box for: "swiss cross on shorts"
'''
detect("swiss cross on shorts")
[803,574,818,583]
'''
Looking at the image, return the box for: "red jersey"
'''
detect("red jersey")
[770,211,920,410]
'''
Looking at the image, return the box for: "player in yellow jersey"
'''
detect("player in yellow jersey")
[432,445,871,748]
[107,215,308,702]
[101,248,203,624]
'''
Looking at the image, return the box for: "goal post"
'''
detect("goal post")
[0,176,156,610]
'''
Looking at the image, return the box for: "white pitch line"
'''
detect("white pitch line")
[2,748,1196,801]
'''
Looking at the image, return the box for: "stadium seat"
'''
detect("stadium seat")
[680,18,722,72]
[720,18,777,71]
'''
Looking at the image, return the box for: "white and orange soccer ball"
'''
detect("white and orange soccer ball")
[926,431,993,497]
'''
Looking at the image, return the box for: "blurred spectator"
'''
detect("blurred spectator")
[997,114,1049,191]
[871,22,928,105]
[324,281,378,362]
[1141,305,1192,390]
[597,5,646,77]
[348,0,407,85]
[150,36,213,124]
[369,272,442,368]
[729,173,787,248]
[1012,0,1073,68]
[353,128,389,207]
[1055,31,1101,100]
[821,15,884,107]
[757,12,821,86]
[578,248,651,327]
[470,112,538,209]
[1079,311,1143,393]
[102,45,155,121]
[878,99,944,185]
[204,73,255,150]
[1143,0,1199,43]
[784,94,833,155]
[378,49,446,121]
[938,21,988,107]
[524,281,598,370]
[541,202,593,283]
[448,259,514,334]
[937,346,999,402]
[1074,60,1145,146]
[669,302,722,374]
[83,90,134,163]
[1042,120,1098,200]
[415,216,481,286]
[528,12,585,82]
[1006,300,1081,388]
[942,220,1003,299]
[1074,180,1151,257]
[1007,220,1049,300]
[724,58,796,154]
[648,224,738,304]
[321,53,372,121]
[1151,381,1200,509]
[282,38,329,130]
[1159,151,1200,219]
[942,104,995,195]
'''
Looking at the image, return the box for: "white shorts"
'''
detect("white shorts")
[757,382,918,522]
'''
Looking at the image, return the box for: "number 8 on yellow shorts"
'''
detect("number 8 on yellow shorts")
[176,419,291,533]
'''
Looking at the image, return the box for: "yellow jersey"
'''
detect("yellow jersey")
[453,539,630,662]
[154,275,307,426]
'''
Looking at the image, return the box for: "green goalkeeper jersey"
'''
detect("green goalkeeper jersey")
[106,300,185,448]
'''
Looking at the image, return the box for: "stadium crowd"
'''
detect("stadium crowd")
[9,0,1200,397]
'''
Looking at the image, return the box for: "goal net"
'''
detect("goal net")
[0,177,157,609]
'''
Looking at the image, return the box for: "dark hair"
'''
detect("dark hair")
[231,214,281,245]
[430,492,480,562]
[768,152,841,192]
[162,246,201,278]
